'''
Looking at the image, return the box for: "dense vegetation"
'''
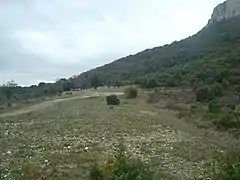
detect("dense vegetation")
[89,146,240,180]
[106,95,120,105]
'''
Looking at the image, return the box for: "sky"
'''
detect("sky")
[0,0,223,86]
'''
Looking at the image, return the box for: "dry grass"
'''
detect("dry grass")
[0,89,239,180]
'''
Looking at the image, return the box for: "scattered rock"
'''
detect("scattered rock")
[6,151,11,155]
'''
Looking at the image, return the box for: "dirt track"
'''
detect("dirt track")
[0,92,123,118]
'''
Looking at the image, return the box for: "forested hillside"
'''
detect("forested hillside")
[72,16,240,90]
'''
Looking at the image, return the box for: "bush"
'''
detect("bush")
[214,111,240,129]
[7,102,12,107]
[227,104,236,111]
[106,95,120,105]
[195,83,223,102]
[195,86,212,102]
[124,87,138,99]
[89,144,154,180]
[205,151,240,180]
[208,101,221,114]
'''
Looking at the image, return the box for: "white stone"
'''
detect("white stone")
[6,151,11,155]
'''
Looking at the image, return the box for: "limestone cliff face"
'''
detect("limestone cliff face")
[208,0,240,24]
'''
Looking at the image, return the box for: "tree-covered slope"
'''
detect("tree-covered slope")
[73,16,240,89]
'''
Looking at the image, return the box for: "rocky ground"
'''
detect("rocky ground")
[0,89,238,179]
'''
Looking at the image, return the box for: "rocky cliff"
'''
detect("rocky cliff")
[208,0,240,24]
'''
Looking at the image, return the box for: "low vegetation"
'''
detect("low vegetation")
[124,87,138,99]
[89,144,154,180]
[204,151,240,180]
[106,95,120,105]
[194,83,223,102]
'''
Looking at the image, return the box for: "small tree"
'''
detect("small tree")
[107,81,111,88]
[0,80,17,105]
[91,76,100,90]
[6,80,17,87]
[115,81,122,88]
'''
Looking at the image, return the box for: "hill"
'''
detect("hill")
[72,16,240,91]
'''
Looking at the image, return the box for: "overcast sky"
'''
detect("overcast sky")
[0,0,223,86]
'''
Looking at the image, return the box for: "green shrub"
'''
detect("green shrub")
[7,102,12,107]
[89,144,154,180]
[195,83,223,102]
[214,111,240,129]
[227,104,236,111]
[124,87,138,99]
[106,95,120,105]
[208,101,221,114]
[205,151,240,180]
[195,86,212,102]
[89,164,103,180]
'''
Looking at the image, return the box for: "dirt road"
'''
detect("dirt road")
[0,92,123,118]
